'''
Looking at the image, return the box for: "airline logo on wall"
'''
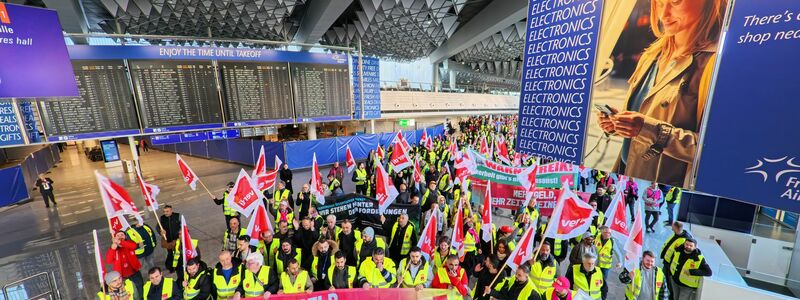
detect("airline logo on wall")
[744,156,800,201]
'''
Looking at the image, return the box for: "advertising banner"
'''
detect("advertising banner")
[580,0,728,188]
[246,288,450,300]
[0,101,24,147]
[0,3,78,98]
[516,0,604,164]
[694,0,800,213]
[352,56,381,119]
[536,161,579,189]
[316,194,421,236]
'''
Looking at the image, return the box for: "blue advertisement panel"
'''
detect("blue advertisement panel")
[0,4,78,98]
[695,0,800,213]
[515,0,603,165]
[18,100,40,143]
[0,101,24,147]
[352,56,381,119]
[0,166,28,206]
[67,45,349,65]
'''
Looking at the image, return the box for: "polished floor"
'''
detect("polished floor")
[0,144,677,299]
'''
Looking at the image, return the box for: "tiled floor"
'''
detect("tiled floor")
[0,144,679,299]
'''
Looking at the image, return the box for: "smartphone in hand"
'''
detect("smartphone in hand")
[594,104,616,116]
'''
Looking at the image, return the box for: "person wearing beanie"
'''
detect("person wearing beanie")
[542,276,576,300]
[569,231,597,265]
[96,271,138,300]
[354,227,385,266]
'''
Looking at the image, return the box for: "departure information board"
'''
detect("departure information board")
[219,61,294,126]
[39,60,140,141]
[129,60,223,133]
[290,63,351,122]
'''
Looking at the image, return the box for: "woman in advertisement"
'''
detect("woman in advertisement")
[597,0,727,187]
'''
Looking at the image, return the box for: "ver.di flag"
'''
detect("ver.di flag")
[480,182,493,242]
[136,168,160,211]
[225,169,264,217]
[180,215,198,268]
[604,182,631,243]
[623,201,644,272]
[345,145,356,173]
[450,198,465,258]
[375,159,399,215]
[96,171,141,232]
[246,201,274,246]
[542,181,597,240]
[376,145,385,160]
[479,136,490,157]
[176,154,199,190]
[495,135,511,165]
[505,224,536,272]
[417,211,438,261]
[516,160,539,208]
[413,157,423,191]
[394,131,411,154]
[252,146,280,191]
[310,153,326,205]
[388,142,412,172]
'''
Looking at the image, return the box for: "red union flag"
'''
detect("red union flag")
[479,136,490,157]
[345,145,356,173]
[310,153,326,205]
[96,171,141,232]
[180,215,197,267]
[506,225,536,272]
[413,158,423,191]
[375,161,399,215]
[516,160,540,208]
[225,169,263,217]
[176,154,199,190]
[253,147,280,192]
[394,131,411,154]
[420,129,433,150]
[604,183,631,243]
[542,181,597,240]
[136,168,160,211]
[495,136,510,165]
[450,199,465,258]
[92,230,105,286]
[376,145,385,160]
[480,182,493,242]
[417,211,438,260]
[388,142,411,172]
[623,201,644,272]
[246,201,273,246]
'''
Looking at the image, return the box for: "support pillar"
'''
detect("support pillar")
[308,123,317,140]
[128,136,139,170]
[370,120,376,134]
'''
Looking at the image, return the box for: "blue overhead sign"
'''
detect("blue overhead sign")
[150,129,240,145]
[67,45,349,64]
[515,0,603,165]
[694,0,800,213]
[352,56,381,119]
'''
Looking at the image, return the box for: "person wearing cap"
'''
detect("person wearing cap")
[433,237,456,270]
[669,238,711,300]
[223,217,247,253]
[212,250,244,299]
[328,250,357,289]
[278,258,313,294]
[125,217,158,271]
[96,271,138,300]
[354,227,385,266]
[234,252,278,299]
[530,242,558,294]
[275,238,303,275]
[489,264,541,300]
[310,238,337,290]
[272,181,292,212]
[569,231,598,266]
[397,247,433,290]
[543,277,577,300]
[380,213,417,263]
[337,220,361,267]
[213,182,240,230]
[432,254,469,297]
[106,230,144,295]
[143,267,179,300]
[498,225,517,251]
[565,253,605,300]
[472,256,501,300]
[358,248,397,288]
[183,258,212,300]
[620,250,666,300]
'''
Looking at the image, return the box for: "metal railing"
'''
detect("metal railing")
[379,80,521,95]
[2,272,60,300]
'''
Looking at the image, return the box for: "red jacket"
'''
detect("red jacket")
[432,267,469,296]
[106,240,141,278]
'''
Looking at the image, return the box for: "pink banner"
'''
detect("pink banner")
[245,288,450,300]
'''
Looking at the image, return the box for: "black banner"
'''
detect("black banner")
[317,194,421,237]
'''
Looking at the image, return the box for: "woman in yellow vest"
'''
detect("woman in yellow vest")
[143,267,179,299]
[565,253,605,300]
[278,258,313,294]
[233,253,277,298]
[97,271,137,300]
[433,238,456,270]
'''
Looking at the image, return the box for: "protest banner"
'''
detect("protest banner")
[316,194,421,236]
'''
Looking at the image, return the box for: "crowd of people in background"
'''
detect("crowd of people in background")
[98,115,711,300]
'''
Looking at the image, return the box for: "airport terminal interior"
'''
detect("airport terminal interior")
[0,0,799,299]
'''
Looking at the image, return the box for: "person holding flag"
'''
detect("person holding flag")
[380,213,417,263]
[124,217,158,271]
[396,247,433,290]
[529,241,559,294]
[182,258,213,300]
[212,182,239,230]
[486,223,540,300]
[106,230,145,296]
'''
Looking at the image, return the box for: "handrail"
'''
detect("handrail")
[2,271,58,300]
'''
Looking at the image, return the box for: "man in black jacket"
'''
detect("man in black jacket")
[280,163,293,193]
[395,183,411,204]
[670,239,712,300]
[35,174,56,207]
[337,220,359,267]
[295,184,312,220]
[473,257,501,300]
[159,205,181,272]
[293,218,319,270]
[589,185,611,213]
[182,258,212,299]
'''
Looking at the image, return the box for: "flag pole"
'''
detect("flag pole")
[197,179,215,199]
[483,264,507,296]
[138,166,166,239]
[395,257,413,288]
[93,230,107,296]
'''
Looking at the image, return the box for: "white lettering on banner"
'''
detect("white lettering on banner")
[614,218,628,230]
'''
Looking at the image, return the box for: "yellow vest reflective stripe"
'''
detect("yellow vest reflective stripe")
[494,276,538,300]
[666,188,682,204]
[280,271,310,294]
[222,191,236,216]
[626,267,665,299]
[433,249,456,269]
[272,190,290,210]
[329,179,340,191]
[96,280,135,300]
[543,288,577,300]
[242,266,271,297]
[143,278,174,299]
[671,253,705,288]
[355,169,367,184]
[327,265,356,288]
[399,259,429,287]
[275,249,302,274]
[212,265,243,298]
[358,257,397,288]
[173,239,199,268]
[662,235,686,264]
[596,238,614,269]
[223,228,247,250]
[184,270,207,299]
[530,260,558,292]
[571,265,604,299]
[126,228,146,256]
[390,223,415,256]
[438,174,450,191]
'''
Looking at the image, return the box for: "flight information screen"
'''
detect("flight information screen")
[39,60,140,141]
[219,61,294,126]
[129,60,223,132]
[290,63,351,122]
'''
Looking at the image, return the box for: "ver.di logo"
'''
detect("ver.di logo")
[744,156,800,182]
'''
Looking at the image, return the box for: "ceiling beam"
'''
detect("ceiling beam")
[447,59,518,84]
[42,0,89,44]
[428,0,527,64]
[293,0,354,50]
